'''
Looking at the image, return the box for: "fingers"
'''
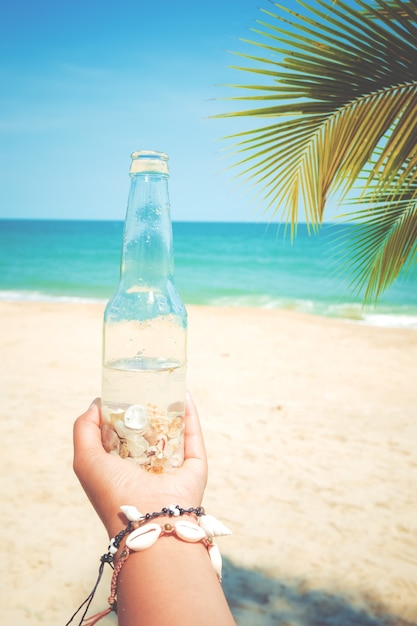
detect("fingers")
[75,395,206,463]
[73,398,105,473]
[74,393,207,482]
[183,391,207,466]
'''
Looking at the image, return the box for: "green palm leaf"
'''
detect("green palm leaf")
[338,160,417,302]
[218,0,417,300]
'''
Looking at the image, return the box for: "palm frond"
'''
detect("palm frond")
[216,0,417,301]
[218,0,417,221]
[335,161,417,301]
[340,199,417,303]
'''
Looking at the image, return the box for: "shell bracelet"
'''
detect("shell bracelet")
[65,504,232,626]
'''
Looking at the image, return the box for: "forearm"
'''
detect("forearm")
[116,533,236,626]
[72,397,234,626]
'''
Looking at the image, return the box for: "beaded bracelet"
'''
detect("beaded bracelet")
[107,504,206,555]
[65,505,231,626]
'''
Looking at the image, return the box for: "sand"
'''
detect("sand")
[1,301,416,626]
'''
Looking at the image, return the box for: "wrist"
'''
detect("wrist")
[111,512,206,567]
[67,505,233,625]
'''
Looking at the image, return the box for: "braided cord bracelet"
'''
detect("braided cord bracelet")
[65,505,231,626]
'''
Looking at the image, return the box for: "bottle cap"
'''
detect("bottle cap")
[130,150,169,175]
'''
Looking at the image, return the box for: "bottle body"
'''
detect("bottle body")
[101,151,187,473]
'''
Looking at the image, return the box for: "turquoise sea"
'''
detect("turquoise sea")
[1,219,416,329]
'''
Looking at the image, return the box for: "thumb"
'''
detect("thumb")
[73,398,106,472]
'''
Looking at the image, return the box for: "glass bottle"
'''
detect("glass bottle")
[101,150,187,473]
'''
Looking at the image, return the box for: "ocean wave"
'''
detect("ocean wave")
[2,289,417,330]
[361,313,417,330]
[208,294,417,330]
[0,290,106,304]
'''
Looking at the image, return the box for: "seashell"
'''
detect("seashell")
[119,440,129,458]
[174,520,207,543]
[109,408,125,425]
[126,434,149,458]
[131,454,149,468]
[156,434,168,458]
[167,416,184,438]
[120,505,144,522]
[147,403,165,418]
[126,523,162,551]
[168,400,184,413]
[149,415,170,435]
[144,431,158,447]
[208,542,223,580]
[124,404,149,430]
[114,420,130,439]
[199,514,232,538]
[101,423,120,453]
[147,445,157,458]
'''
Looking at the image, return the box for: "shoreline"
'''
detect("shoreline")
[1,293,417,330]
[1,300,416,624]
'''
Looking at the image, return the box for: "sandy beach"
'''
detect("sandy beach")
[1,300,416,625]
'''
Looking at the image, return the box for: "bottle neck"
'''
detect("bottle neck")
[120,172,174,289]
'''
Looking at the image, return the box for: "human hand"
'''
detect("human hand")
[73,392,208,537]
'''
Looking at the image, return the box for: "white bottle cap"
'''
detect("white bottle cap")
[130,150,169,175]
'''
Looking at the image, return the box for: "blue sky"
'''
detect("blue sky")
[0,0,313,222]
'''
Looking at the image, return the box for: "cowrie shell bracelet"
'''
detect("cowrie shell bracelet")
[66,505,232,626]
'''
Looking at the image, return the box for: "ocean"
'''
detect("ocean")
[1,219,417,329]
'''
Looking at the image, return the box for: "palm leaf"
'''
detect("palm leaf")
[329,152,417,302]
[340,197,417,302]
[217,0,417,300]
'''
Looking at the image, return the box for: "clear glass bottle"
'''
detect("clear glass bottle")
[101,150,187,473]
